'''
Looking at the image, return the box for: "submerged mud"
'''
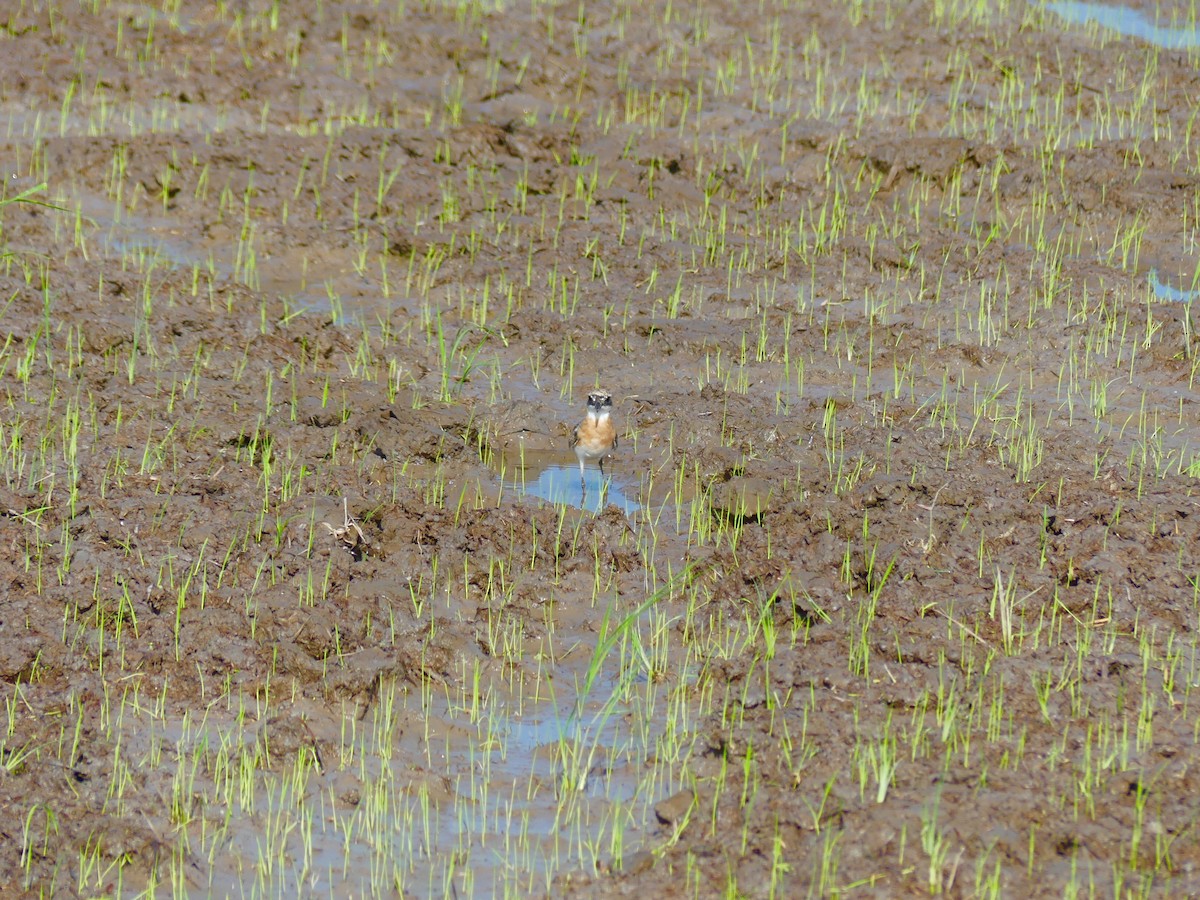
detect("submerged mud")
[2,0,1200,896]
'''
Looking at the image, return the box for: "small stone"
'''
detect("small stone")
[619,850,655,875]
[655,788,695,826]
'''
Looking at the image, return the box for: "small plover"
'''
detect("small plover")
[570,389,617,492]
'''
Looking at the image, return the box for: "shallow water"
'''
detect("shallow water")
[1046,0,1200,49]
[3,0,1200,896]
[492,448,642,515]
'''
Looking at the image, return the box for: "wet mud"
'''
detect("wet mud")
[2,0,1200,896]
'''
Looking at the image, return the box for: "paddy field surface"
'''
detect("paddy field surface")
[2,0,1200,896]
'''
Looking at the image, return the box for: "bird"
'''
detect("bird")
[570,389,617,494]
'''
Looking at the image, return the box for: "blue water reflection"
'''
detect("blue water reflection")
[1046,1,1200,49]
[1149,269,1200,303]
[492,449,640,514]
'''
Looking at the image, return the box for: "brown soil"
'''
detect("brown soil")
[2,0,1200,896]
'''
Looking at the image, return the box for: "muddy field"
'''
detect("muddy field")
[2,0,1200,896]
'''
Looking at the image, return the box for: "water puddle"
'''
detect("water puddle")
[401,689,663,896]
[491,447,641,514]
[1148,268,1200,303]
[68,189,380,314]
[1045,1,1200,49]
[131,661,671,898]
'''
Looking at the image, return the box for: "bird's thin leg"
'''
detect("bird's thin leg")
[599,456,607,480]
[579,460,587,496]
